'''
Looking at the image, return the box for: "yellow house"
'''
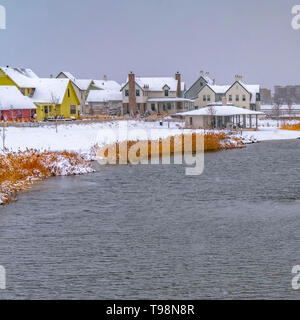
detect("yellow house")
[0,67,80,121]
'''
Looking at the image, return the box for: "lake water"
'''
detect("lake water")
[1,140,300,299]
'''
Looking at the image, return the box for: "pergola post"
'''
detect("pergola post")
[243,115,246,128]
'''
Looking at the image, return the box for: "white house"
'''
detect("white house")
[86,90,122,116]
[187,74,261,111]
[121,72,193,116]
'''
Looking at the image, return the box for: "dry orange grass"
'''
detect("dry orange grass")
[0,150,92,205]
[281,123,300,131]
[97,132,244,163]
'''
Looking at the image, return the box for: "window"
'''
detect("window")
[242,95,246,101]
[70,105,76,115]
[44,106,48,114]
[163,104,166,111]
[167,103,171,110]
[136,89,140,97]
[18,110,22,119]
[151,103,155,111]
[229,95,232,102]
[195,106,199,110]
[200,82,203,87]
[256,93,260,101]
[236,95,239,101]
[189,117,193,125]
[137,103,140,111]
[164,90,169,97]
[203,95,206,101]
[125,89,129,97]
[68,89,70,98]
[207,95,211,102]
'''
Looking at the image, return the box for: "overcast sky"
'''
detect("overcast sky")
[0,0,300,89]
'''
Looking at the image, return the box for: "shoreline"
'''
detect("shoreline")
[0,150,94,205]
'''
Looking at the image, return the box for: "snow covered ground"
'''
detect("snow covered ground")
[1,119,300,156]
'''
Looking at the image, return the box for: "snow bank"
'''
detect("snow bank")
[1,119,300,159]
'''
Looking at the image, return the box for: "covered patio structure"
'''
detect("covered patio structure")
[178,104,265,130]
[147,98,194,115]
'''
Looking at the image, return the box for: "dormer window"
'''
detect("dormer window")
[125,89,129,97]
[164,89,169,97]
[136,89,140,97]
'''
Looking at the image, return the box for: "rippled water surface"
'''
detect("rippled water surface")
[1,140,300,299]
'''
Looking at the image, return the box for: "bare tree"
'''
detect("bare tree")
[272,100,282,126]
[50,93,60,133]
[207,105,216,129]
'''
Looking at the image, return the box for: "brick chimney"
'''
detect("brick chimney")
[235,75,243,82]
[128,71,136,116]
[175,71,181,98]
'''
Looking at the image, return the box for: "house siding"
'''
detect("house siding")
[185,77,210,100]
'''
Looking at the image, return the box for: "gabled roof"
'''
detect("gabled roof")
[178,105,264,116]
[121,77,185,92]
[198,83,230,96]
[207,84,230,94]
[226,81,260,103]
[0,86,36,110]
[185,74,214,96]
[57,71,93,91]
[0,67,39,88]
[86,90,122,103]
[31,78,70,104]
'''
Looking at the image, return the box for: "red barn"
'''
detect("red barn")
[0,86,36,121]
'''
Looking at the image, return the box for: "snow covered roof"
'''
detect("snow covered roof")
[201,75,214,85]
[178,105,264,117]
[31,78,70,104]
[57,71,92,91]
[86,90,122,103]
[206,84,230,94]
[93,80,121,91]
[122,77,185,92]
[260,104,300,110]
[237,81,260,103]
[0,86,36,110]
[0,67,39,88]
[75,79,93,91]
[57,72,121,92]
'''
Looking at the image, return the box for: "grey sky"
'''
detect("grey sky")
[0,0,299,89]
